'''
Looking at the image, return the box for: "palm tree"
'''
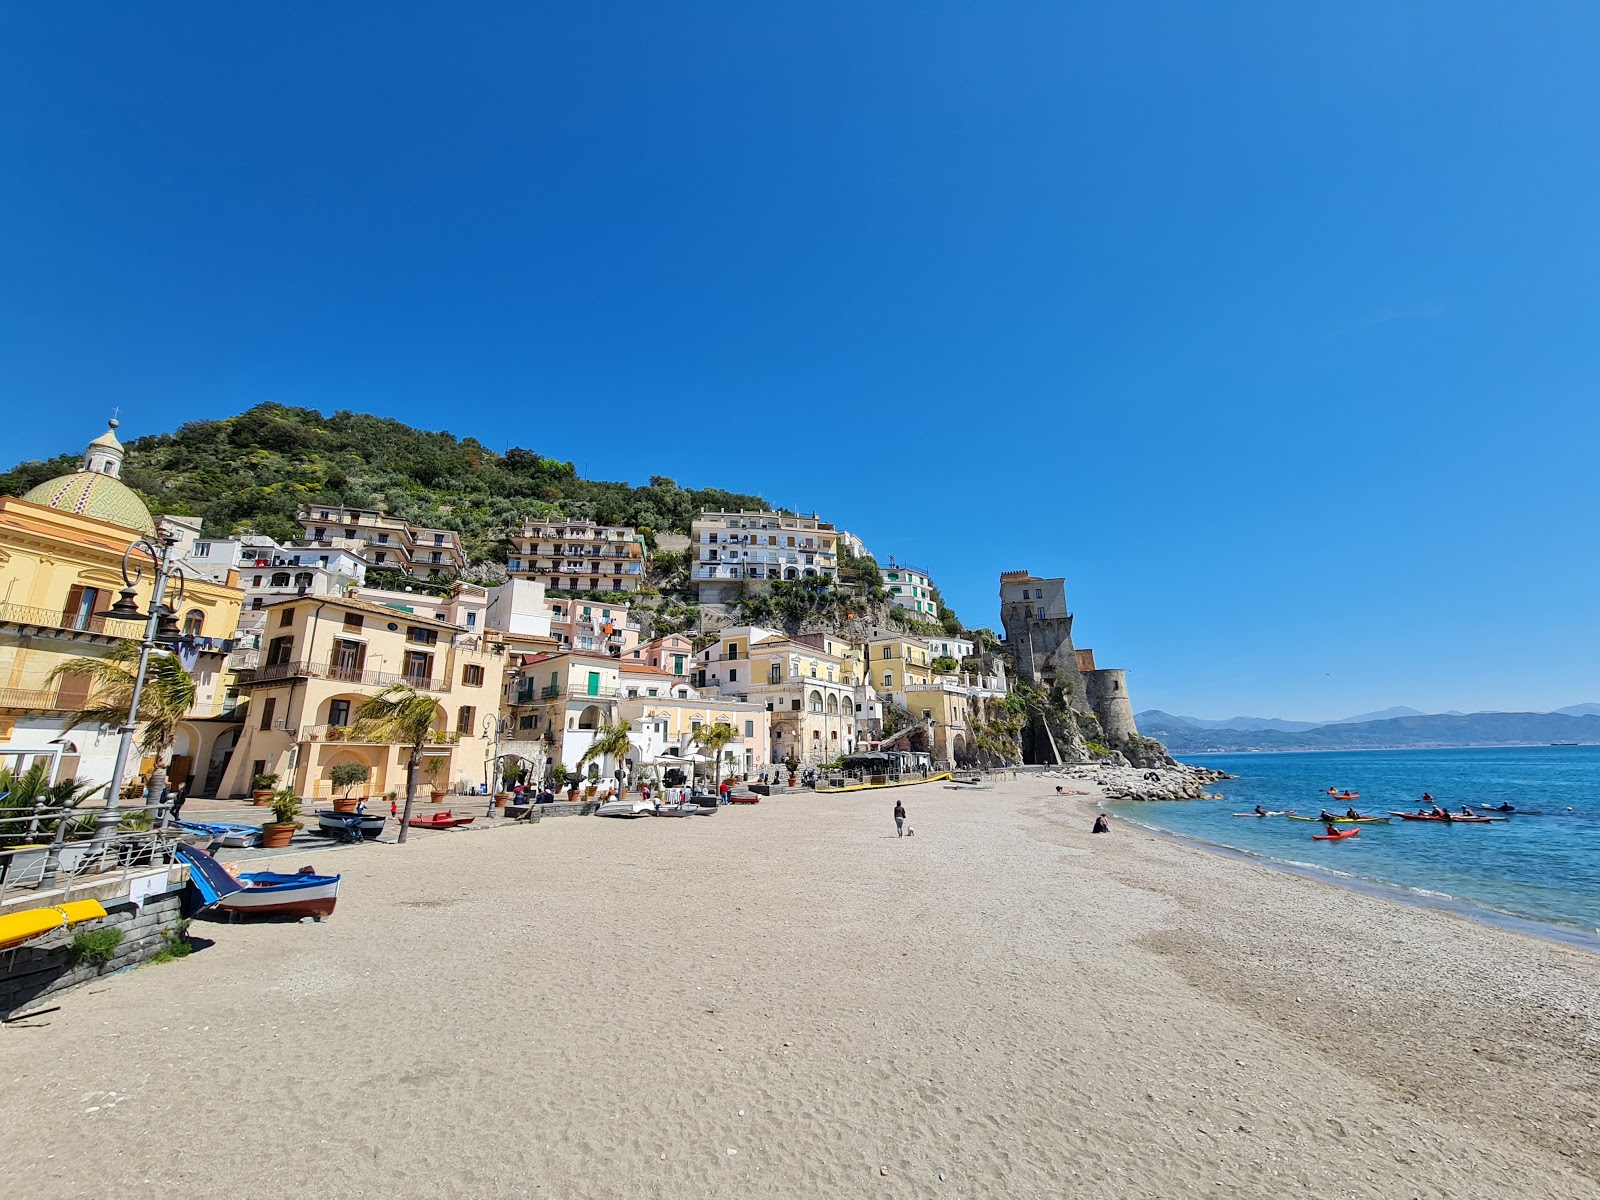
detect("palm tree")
[351,684,441,844]
[578,721,632,793]
[692,721,737,792]
[0,762,103,849]
[47,643,197,802]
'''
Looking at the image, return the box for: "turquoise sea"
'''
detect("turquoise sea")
[1111,746,1600,946]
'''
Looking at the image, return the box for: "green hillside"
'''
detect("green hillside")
[0,403,766,565]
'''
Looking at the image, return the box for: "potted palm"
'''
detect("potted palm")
[351,685,445,845]
[693,721,736,796]
[329,761,370,813]
[578,721,631,801]
[251,772,279,804]
[261,789,301,848]
[422,756,448,802]
[785,754,800,788]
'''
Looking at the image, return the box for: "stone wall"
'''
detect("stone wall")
[1085,668,1138,744]
[0,881,186,1018]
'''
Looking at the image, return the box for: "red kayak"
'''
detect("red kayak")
[1325,790,1360,800]
[1313,827,1360,841]
[1389,812,1496,824]
[408,810,476,830]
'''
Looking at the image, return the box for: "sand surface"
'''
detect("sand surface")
[2,778,1597,1199]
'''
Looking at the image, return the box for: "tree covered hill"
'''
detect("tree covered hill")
[0,403,767,564]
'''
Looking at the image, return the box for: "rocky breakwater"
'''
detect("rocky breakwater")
[1046,761,1230,802]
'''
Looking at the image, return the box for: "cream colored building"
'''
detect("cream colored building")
[508,520,646,594]
[689,510,840,601]
[617,666,770,779]
[218,594,501,800]
[507,650,623,775]
[0,422,245,792]
[694,626,859,765]
[297,505,467,578]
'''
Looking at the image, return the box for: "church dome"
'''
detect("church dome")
[20,419,157,535]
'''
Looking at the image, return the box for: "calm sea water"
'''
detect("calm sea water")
[1110,746,1600,940]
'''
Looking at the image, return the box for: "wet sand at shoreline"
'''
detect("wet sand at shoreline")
[1,777,1596,1198]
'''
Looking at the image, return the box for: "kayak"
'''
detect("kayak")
[1232,809,1297,817]
[1313,828,1360,841]
[1325,790,1360,799]
[1388,812,1499,824]
[1287,814,1389,824]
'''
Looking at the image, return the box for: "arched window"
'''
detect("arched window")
[270,572,291,587]
[293,572,313,588]
[825,695,838,715]
[183,609,204,636]
[808,690,823,713]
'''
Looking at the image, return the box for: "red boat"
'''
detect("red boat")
[1325,789,1360,800]
[407,810,477,830]
[728,794,761,804]
[1313,827,1360,841]
[1389,811,1496,824]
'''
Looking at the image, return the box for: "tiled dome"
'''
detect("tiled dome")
[20,419,157,535]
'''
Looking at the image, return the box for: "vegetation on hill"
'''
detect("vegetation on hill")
[0,403,767,564]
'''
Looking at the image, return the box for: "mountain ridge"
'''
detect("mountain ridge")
[1136,709,1600,752]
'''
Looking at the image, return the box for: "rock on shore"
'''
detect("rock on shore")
[1041,760,1230,802]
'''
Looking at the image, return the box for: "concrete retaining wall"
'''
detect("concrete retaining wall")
[0,880,186,1018]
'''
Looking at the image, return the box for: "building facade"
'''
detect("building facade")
[689,510,840,602]
[507,520,646,594]
[296,505,467,578]
[882,560,939,619]
[219,594,501,800]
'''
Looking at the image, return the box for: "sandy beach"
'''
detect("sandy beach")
[2,777,1597,1199]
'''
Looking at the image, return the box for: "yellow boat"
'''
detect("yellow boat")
[0,900,108,951]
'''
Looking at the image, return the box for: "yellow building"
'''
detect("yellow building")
[219,594,502,800]
[865,633,934,693]
[0,421,244,789]
[695,626,858,765]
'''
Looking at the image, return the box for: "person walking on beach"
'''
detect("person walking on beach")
[893,800,906,837]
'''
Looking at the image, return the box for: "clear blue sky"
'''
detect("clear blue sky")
[4,3,1598,721]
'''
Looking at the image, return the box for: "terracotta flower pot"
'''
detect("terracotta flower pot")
[493,797,507,810]
[251,790,273,804]
[429,790,447,802]
[332,796,359,813]
[260,823,296,848]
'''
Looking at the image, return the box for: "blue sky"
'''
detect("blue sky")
[4,3,1598,721]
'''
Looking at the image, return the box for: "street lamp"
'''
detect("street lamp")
[91,525,187,849]
[481,712,508,811]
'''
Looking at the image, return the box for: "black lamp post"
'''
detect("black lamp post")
[89,526,188,848]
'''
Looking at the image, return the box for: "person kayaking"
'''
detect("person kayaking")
[1493,802,1514,812]
[1323,821,1340,837]
[1319,808,1338,823]
[1345,806,1361,820]
[1253,804,1268,816]
[1421,792,1435,805]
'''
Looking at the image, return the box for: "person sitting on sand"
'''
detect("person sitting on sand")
[1056,785,1065,795]
[1091,813,1110,834]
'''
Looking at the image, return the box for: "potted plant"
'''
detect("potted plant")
[785,754,800,788]
[422,757,447,802]
[251,772,278,804]
[329,761,370,813]
[261,789,301,848]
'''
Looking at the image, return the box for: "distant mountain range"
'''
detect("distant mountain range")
[1138,706,1600,753]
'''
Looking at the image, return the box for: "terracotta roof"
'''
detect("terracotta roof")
[258,593,466,631]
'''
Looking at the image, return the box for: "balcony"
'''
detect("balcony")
[0,601,144,641]
[301,724,462,745]
[535,682,621,701]
[235,660,447,692]
[0,686,87,713]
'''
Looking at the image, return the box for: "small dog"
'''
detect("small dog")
[905,825,915,837]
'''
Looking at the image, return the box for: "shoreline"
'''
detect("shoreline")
[1102,799,1600,956]
[1177,743,1599,756]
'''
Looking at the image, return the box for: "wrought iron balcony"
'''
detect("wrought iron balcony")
[235,659,447,692]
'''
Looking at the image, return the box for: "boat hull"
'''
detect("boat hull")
[217,873,340,919]
[315,811,388,838]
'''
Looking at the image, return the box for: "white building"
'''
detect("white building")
[690,510,840,601]
[925,635,974,665]
[882,559,938,619]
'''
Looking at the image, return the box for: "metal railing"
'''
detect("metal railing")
[0,686,86,712]
[235,660,447,692]
[0,602,144,640]
[300,724,462,745]
[0,800,187,910]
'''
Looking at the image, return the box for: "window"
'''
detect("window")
[293,572,313,588]
[343,613,364,631]
[691,719,702,733]
[183,609,204,636]
[463,664,484,687]
[745,720,754,738]
[328,699,350,728]
[728,668,738,682]
[672,654,684,674]
[457,705,475,733]
[430,552,442,564]
[344,528,357,538]
[259,696,277,731]
[279,607,295,627]
[626,688,638,699]
[251,597,264,610]
[332,639,365,678]
[883,670,894,688]
[376,533,389,544]
[407,626,438,646]
[252,575,263,587]
[266,636,294,666]
[404,651,434,686]
[375,552,387,564]
[727,642,740,660]
[193,542,210,557]
[271,572,291,587]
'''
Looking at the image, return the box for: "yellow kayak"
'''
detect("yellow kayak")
[0,899,108,951]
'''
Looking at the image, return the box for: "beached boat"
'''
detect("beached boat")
[176,820,262,848]
[175,844,341,921]
[596,799,655,818]
[728,793,760,804]
[314,810,388,840]
[1312,828,1360,841]
[651,802,699,817]
[0,899,108,951]
[407,810,475,830]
